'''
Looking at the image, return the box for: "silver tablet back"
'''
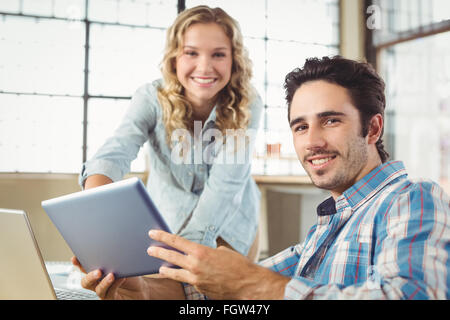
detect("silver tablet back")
[42,177,178,278]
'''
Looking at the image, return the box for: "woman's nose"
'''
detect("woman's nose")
[196,55,213,72]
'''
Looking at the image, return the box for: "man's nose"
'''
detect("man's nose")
[305,126,327,150]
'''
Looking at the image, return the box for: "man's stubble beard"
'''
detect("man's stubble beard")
[303,136,368,192]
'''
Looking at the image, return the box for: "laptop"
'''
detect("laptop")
[0,208,98,300]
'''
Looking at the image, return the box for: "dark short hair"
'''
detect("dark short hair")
[284,55,389,163]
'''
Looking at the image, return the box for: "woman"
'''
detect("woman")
[79,6,262,261]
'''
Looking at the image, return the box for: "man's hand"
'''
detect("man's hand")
[72,256,185,300]
[147,230,290,300]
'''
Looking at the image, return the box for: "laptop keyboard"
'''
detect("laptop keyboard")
[55,287,99,300]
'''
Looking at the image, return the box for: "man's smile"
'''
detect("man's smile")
[305,154,338,170]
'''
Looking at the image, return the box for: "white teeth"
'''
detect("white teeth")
[311,157,332,165]
[193,77,215,84]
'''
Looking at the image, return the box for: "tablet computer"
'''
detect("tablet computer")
[42,177,179,279]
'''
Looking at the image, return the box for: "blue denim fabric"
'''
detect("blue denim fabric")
[79,79,263,255]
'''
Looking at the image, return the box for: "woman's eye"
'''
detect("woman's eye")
[213,52,226,58]
[185,51,197,56]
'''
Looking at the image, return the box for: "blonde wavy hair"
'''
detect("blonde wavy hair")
[157,5,254,145]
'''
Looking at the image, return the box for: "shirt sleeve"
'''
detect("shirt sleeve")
[177,93,264,254]
[259,245,304,277]
[182,243,304,300]
[79,83,158,188]
[182,283,208,300]
[283,181,450,300]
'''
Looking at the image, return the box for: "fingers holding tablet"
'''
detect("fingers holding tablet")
[72,256,113,298]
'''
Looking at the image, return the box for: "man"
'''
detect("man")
[76,56,450,300]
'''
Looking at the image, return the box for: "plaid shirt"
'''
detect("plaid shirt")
[184,160,450,299]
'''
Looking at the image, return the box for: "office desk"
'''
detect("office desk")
[253,175,311,185]
[252,175,327,259]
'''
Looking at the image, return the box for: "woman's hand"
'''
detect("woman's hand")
[71,256,149,300]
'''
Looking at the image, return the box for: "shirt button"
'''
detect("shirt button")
[209,225,215,231]
[188,171,193,176]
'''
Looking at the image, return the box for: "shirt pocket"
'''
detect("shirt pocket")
[327,240,370,285]
[148,137,195,193]
[169,161,195,192]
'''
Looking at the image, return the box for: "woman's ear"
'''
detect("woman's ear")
[367,113,383,145]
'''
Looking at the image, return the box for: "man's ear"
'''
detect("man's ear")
[367,114,383,145]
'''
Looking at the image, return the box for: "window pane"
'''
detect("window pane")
[254,114,266,156]
[252,82,266,108]
[89,0,177,28]
[245,38,266,91]
[89,24,165,97]
[0,1,179,174]
[15,0,86,19]
[118,0,148,26]
[374,0,450,42]
[186,0,266,38]
[0,0,21,13]
[20,0,85,19]
[145,0,178,28]
[87,98,146,172]
[120,0,177,27]
[380,31,450,194]
[54,0,86,20]
[264,108,296,153]
[267,40,338,89]
[22,0,53,16]
[266,84,285,108]
[267,0,339,44]
[0,94,83,173]
[88,0,117,23]
[432,0,450,23]
[0,15,85,95]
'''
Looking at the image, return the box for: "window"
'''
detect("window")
[1,0,340,175]
[368,0,450,194]
[0,11,85,173]
[0,0,177,173]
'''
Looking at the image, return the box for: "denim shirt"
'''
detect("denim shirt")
[79,79,263,255]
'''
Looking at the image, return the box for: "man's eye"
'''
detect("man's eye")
[325,118,340,125]
[295,125,308,132]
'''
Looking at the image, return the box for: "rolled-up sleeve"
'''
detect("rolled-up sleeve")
[183,243,304,300]
[79,83,158,188]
